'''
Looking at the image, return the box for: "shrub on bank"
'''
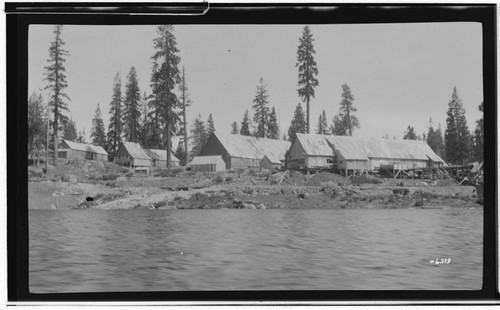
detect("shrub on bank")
[101,174,118,181]
[157,167,184,177]
[350,176,382,185]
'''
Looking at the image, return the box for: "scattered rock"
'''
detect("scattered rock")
[61,174,77,183]
[241,202,256,209]
[298,192,309,199]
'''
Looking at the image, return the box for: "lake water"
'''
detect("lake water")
[29,208,483,293]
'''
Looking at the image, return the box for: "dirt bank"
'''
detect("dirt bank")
[28,166,483,210]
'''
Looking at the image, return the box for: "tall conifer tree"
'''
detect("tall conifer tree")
[91,103,107,147]
[150,25,181,168]
[267,106,280,139]
[316,110,329,135]
[296,26,319,134]
[63,118,78,141]
[445,87,471,165]
[231,122,239,135]
[207,113,215,136]
[178,67,191,162]
[335,83,360,136]
[123,66,141,142]
[190,115,207,158]
[252,77,270,138]
[473,102,484,162]
[240,110,252,136]
[44,25,70,166]
[288,103,307,141]
[106,72,123,160]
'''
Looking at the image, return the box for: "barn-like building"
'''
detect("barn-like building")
[197,132,291,170]
[57,140,108,162]
[286,133,445,176]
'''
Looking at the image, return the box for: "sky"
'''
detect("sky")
[28,23,483,141]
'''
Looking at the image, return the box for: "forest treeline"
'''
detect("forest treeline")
[28,25,484,168]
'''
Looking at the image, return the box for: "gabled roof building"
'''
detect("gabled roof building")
[114,141,152,168]
[197,132,291,170]
[286,133,445,174]
[58,139,108,162]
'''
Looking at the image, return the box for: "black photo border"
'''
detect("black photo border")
[7,2,498,304]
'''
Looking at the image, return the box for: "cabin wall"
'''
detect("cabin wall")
[114,145,131,166]
[58,149,86,161]
[306,156,333,168]
[286,140,307,169]
[191,158,225,172]
[230,157,260,169]
[345,160,369,170]
[133,158,151,167]
[96,153,108,162]
[369,158,429,170]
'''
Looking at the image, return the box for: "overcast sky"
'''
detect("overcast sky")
[28,23,483,141]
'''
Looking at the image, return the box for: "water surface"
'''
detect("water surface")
[29,208,483,292]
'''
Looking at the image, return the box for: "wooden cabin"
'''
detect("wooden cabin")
[57,139,108,162]
[197,132,291,170]
[114,142,151,168]
[190,155,226,172]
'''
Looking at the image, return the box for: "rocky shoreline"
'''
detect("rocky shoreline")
[29,172,483,211]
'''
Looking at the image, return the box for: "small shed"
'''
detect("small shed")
[189,155,226,172]
[260,154,285,171]
[57,140,108,162]
[114,142,151,167]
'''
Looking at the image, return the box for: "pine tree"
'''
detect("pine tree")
[330,114,345,136]
[174,141,187,166]
[240,110,252,136]
[44,25,70,166]
[28,91,47,164]
[63,118,78,141]
[316,109,329,135]
[335,83,360,136]
[106,72,123,160]
[288,103,306,141]
[296,26,319,134]
[91,103,107,147]
[435,124,446,159]
[403,125,418,140]
[252,77,270,138]
[151,25,181,168]
[426,118,445,158]
[207,113,215,136]
[146,60,163,148]
[267,106,280,139]
[473,102,484,162]
[123,66,141,143]
[231,121,239,135]
[190,115,207,158]
[445,87,471,165]
[179,66,191,163]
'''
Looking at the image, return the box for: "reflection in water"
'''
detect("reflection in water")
[29,209,482,292]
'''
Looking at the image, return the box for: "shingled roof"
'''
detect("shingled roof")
[62,139,108,155]
[122,141,150,160]
[148,149,180,162]
[213,132,291,162]
[295,134,444,163]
